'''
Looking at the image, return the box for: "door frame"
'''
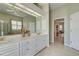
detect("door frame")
[54,18,64,43]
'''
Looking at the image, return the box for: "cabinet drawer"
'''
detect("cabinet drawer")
[0,50,19,56]
[0,43,19,51]
[0,43,19,56]
[0,47,19,55]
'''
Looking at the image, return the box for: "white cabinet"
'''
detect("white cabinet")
[20,34,49,56]
[0,43,19,56]
[0,34,49,56]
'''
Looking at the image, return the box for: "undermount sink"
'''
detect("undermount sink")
[0,37,9,43]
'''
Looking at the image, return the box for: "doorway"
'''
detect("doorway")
[54,18,64,44]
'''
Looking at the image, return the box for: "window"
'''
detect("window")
[59,25,63,31]
[11,20,22,30]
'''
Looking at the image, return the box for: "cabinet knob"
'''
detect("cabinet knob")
[26,49,29,50]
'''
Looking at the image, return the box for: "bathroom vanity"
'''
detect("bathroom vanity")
[0,33,49,56]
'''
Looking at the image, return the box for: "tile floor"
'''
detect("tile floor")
[36,42,79,56]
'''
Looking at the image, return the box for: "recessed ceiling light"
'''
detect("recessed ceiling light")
[0,20,4,23]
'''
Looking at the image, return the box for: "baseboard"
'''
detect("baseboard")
[34,47,47,56]
[64,43,70,47]
[49,41,54,44]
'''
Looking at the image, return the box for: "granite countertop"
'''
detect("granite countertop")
[0,33,48,46]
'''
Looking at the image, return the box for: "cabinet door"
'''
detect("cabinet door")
[35,35,46,53]
[20,40,31,56]
[39,35,48,49]
[42,34,49,47]
[30,39,36,55]
[20,39,35,56]
[35,36,42,53]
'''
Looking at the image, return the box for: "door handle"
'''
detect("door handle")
[70,41,72,43]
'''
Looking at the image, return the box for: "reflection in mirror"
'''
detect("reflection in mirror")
[0,20,4,36]
[0,3,42,36]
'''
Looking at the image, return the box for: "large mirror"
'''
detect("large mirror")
[0,3,42,36]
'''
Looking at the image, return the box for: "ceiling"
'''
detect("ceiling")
[0,3,67,17]
[49,3,67,11]
[0,3,36,18]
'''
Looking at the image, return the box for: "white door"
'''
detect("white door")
[70,12,79,50]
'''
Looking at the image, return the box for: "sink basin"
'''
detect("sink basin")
[0,37,9,43]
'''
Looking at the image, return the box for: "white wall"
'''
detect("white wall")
[41,4,49,34]
[41,4,49,46]
[51,4,79,46]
